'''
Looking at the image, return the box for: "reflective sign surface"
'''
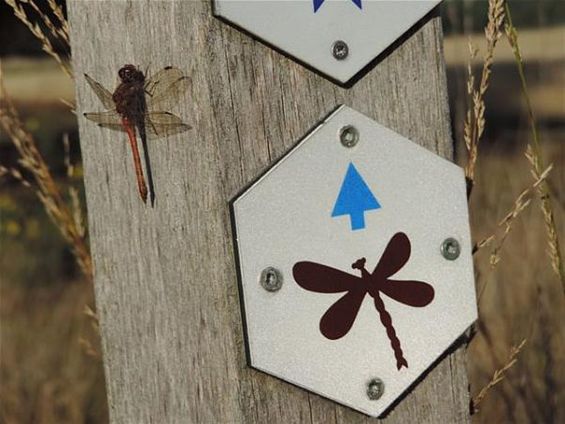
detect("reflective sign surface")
[231,106,476,417]
[214,0,442,83]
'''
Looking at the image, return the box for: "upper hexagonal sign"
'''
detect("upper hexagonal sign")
[231,106,476,417]
[214,0,442,83]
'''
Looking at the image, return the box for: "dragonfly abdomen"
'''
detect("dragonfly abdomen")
[374,293,408,370]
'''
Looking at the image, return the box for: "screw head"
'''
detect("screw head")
[441,238,461,260]
[339,125,359,148]
[366,378,384,401]
[259,267,283,292]
[332,40,349,60]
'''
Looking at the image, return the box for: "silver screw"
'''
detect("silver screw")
[441,238,461,260]
[339,125,359,148]
[366,378,384,401]
[260,267,283,292]
[332,40,349,60]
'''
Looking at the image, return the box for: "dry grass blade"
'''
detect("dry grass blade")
[62,133,86,238]
[78,337,102,360]
[60,97,77,113]
[83,305,99,322]
[0,64,91,279]
[21,0,70,46]
[475,165,552,301]
[0,165,32,188]
[471,338,527,413]
[504,4,565,293]
[69,187,86,239]
[46,0,70,42]
[463,0,505,197]
[4,0,72,79]
[63,133,73,178]
[475,164,553,254]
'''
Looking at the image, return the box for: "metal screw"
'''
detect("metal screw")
[339,125,359,148]
[366,378,384,401]
[260,267,283,292]
[332,40,349,60]
[441,238,461,261]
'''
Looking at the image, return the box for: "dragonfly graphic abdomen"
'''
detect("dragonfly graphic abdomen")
[373,293,408,370]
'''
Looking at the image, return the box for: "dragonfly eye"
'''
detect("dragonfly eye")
[118,65,140,83]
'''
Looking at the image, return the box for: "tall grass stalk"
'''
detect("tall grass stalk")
[504,3,565,293]
[475,164,553,302]
[463,0,549,414]
[463,0,505,196]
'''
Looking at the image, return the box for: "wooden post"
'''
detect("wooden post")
[68,1,470,422]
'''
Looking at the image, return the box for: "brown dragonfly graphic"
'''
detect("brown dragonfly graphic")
[293,232,434,370]
[83,65,191,203]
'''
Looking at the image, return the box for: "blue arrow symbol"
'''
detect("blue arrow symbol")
[313,0,362,13]
[331,162,381,231]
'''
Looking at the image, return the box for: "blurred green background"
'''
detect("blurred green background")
[0,1,563,423]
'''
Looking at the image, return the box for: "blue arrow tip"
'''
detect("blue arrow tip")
[331,163,381,231]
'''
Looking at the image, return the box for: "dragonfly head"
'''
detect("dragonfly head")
[118,64,145,84]
[352,257,366,271]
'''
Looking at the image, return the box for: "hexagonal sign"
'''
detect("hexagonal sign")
[231,106,476,417]
[214,0,442,84]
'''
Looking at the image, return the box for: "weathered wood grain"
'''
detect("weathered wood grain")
[68,1,471,422]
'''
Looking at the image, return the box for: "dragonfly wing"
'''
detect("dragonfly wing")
[293,261,362,293]
[320,288,366,339]
[143,112,191,140]
[144,66,191,110]
[373,232,411,279]
[379,279,435,307]
[83,111,125,133]
[84,73,115,110]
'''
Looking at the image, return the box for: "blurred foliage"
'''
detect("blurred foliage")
[0,182,83,287]
[0,86,82,287]
[0,104,79,175]
[1,281,108,423]
[442,0,565,33]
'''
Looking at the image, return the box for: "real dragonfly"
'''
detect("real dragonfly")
[293,232,435,370]
[83,65,191,203]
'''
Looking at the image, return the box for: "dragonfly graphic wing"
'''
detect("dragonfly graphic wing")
[84,73,115,110]
[144,66,191,111]
[293,261,362,293]
[379,279,435,307]
[143,112,191,140]
[320,288,366,340]
[373,232,411,278]
[83,111,125,132]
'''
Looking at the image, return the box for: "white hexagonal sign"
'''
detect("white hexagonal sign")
[231,106,477,417]
[214,0,442,83]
